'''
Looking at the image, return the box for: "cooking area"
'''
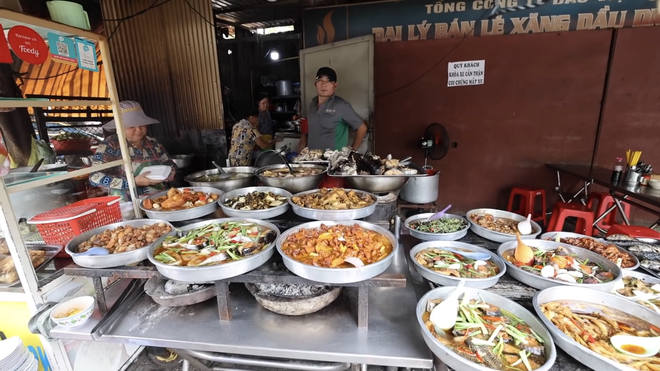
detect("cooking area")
[1,1,660,371]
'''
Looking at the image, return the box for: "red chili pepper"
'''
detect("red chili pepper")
[651,325,660,333]
[209,252,217,256]
[475,352,485,364]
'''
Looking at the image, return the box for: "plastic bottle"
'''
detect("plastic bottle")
[611,157,623,185]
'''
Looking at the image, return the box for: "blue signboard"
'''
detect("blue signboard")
[303,0,659,48]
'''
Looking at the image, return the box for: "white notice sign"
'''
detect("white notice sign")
[447,60,485,87]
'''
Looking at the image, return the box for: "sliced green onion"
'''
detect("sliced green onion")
[520,350,532,371]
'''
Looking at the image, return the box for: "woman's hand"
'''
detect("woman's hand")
[135,172,163,187]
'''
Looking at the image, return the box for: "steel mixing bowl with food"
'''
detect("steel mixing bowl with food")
[142,188,220,211]
[290,188,375,210]
[193,173,253,182]
[470,213,527,235]
[546,236,637,269]
[614,271,660,313]
[409,217,468,234]
[153,221,277,267]
[414,247,500,279]
[261,167,324,178]
[224,191,287,210]
[279,223,393,268]
[76,223,172,254]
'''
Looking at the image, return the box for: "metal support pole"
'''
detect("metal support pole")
[614,198,631,225]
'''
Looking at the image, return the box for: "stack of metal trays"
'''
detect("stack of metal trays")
[404,213,469,241]
[289,189,377,221]
[65,219,174,268]
[139,186,223,222]
[219,186,292,220]
[276,220,397,284]
[148,218,280,282]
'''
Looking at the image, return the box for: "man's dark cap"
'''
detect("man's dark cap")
[316,67,337,82]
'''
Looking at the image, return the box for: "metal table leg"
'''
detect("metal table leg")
[358,286,369,329]
[176,352,213,371]
[215,281,230,321]
[614,197,631,225]
[92,276,107,315]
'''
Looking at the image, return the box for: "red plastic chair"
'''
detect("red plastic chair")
[606,224,660,239]
[507,187,547,227]
[587,191,631,235]
[547,202,595,236]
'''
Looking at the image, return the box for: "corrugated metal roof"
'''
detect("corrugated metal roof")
[212,0,300,29]
[18,55,108,98]
[101,0,224,134]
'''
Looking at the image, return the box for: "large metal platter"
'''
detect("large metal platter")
[404,213,469,241]
[466,208,541,243]
[612,269,660,314]
[65,219,174,269]
[139,187,223,222]
[147,218,280,282]
[540,231,639,271]
[326,174,410,193]
[275,220,397,284]
[255,164,327,194]
[219,186,292,220]
[289,189,377,221]
[410,241,506,289]
[418,286,557,371]
[184,167,257,192]
[533,286,660,371]
[0,245,63,288]
[498,239,622,291]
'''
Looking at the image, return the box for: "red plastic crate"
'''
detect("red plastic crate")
[28,196,122,247]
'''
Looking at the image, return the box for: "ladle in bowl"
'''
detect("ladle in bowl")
[514,233,534,266]
[517,214,533,235]
[211,161,230,179]
[74,247,110,256]
[610,334,660,358]
[427,204,452,221]
[440,247,490,261]
[429,280,466,331]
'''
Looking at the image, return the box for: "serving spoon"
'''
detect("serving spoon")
[517,214,533,235]
[429,280,466,331]
[74,247,110,256]
[610,334,660,358]
[438,247,491,261]
[211,161,230,179]
[427,204,452,221]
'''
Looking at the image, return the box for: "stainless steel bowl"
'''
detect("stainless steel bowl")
[612,270,660,313]
[219,186,292,220]
[275,220,398,284]
[466,208,541,243]
[498,239,622,291]
[65,219,174,268]
[184,167,257,192]
[404,213,469,241]
[171,154,194,169]
[410,241,506,289]
[540,231,639,271]
[289,189,377,221]
[336,175,410,193]
[419,287,557,371]
[533,286,660,371]
[139,187,223,222]
[147,218,280,282]
[256,164,327,193]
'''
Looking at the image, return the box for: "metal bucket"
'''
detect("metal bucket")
[400,170,439,204]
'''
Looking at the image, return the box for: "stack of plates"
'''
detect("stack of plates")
[0,337,38,371]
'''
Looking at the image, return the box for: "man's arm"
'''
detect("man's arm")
[298,134,308,152]
[351,123,367,149]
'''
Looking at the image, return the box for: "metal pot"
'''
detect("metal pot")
[172,154,194,169]
[400,171,439,204]
[275,80,293,97]
[184,167,257,192]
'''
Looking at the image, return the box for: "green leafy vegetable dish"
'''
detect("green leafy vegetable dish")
[409,217,468,234]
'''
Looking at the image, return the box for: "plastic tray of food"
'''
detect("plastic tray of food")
[139,187,223,222]
[498,239,622,291]
[289,188,377,221]
[404,213,469,241]
[148,218,280,282]
[466,208,541,243]
[219,186,291,220]
[540,231,639,271]
[65,219,174,268]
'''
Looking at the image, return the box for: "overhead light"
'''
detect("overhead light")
[270,50,279,60]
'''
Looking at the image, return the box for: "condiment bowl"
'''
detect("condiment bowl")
[50,296,95,328]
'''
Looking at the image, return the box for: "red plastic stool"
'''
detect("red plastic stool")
[507,187,547,226]
[605,224,660,239]
[587,192,631,235]
[547,202,595,236]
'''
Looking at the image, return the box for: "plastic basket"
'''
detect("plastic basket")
[27,196,122,247]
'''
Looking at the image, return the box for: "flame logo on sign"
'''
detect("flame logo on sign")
[316,11,335,45]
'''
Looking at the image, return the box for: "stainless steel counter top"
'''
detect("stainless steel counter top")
[53,244,433,369]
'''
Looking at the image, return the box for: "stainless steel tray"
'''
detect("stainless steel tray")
[410,241,506,289]
[0,244,63,288]
[256,164,327,194]
[466,208,541,243]
[144,276,216,307]
[65,219,174,269]
[147,218,280,282]
[540,231,639,271]
[404,213,469,241]
[184,167,257,193]
[326,174,412,193]
[289,189,377,221]
[139,187,223,222]
[612,269,660,313]
[275,220,397,284]
[219,186,291,220]
[498,239,622,291]
[418,286,557,371]
[533,286,660,371]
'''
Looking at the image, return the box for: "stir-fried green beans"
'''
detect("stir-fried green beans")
[410,217,467,234]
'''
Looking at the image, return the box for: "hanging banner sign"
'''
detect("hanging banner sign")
[7,25,48,64]
[75,38,98,72]
[0,24,13,64]
[47,32,77,65]
[448,60,485,87]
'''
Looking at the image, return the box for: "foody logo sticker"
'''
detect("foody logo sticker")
[8,25,48,64]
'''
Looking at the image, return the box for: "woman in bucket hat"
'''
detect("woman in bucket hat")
[89,101,177,201]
